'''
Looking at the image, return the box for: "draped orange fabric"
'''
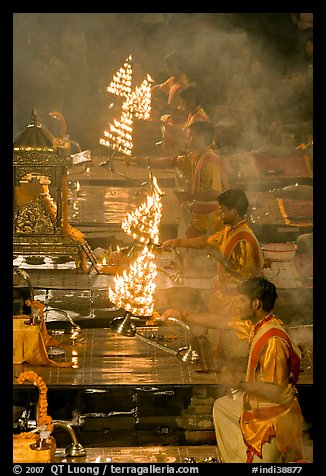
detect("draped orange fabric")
[159,74,189,108]
[208,219,264,285]
[183,106,210,131]
[207,221,264,320]
[192,147,230,194]
[240,316,303,460]
[13,316,72,367]
[176,147,229,237]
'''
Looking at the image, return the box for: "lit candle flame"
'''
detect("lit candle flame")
[100,106,133,156]
[108,245,158,316]
[107,55,133,98]
[123,74,153,120]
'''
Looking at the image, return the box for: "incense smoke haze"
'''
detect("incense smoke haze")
[13,13,313,452]
[13,12,313,325]
[13,13,311,149]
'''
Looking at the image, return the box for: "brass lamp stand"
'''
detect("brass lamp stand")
[110,310,136,337]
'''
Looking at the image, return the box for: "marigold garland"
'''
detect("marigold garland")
[13,432,38,440]
[16,370,54,435]
[41,192,57,225]
[25,299,45,324]
[40,174,87,271]
[145,310,160,326]
[61,172,69,233]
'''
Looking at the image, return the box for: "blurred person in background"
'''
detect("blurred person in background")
[180,84,211,151]
[151,50,190,155]
[171,121,229,239]
[212,52,273,152]
[151,50,190,113]
[291,13,313,64]
[27,41,69,131]
[59,13,91,143]
[268,38,313,148]
[134,121,229,239]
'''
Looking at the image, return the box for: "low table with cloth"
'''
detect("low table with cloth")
[13,313,72,367]
[222,146,312,191]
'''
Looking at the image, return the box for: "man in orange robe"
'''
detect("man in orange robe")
[179,84,210,151]
[161,189,265,361]
[151,51,190,155]
[172,121,229,238]
[134,122,229,239]
[212,276,304,463]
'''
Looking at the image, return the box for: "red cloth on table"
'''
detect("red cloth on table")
[254,156,312,178]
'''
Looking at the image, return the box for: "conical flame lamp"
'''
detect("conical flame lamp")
[110,311,136,337]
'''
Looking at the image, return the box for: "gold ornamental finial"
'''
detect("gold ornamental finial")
[30,108,41,127]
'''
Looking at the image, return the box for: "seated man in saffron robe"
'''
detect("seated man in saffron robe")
[212,276,304,463]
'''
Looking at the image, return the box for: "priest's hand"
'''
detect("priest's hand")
[161,308,182,321]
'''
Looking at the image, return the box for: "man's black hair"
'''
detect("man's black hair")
[238,276,278,312]
[179,84,201,104]
[188,121,215,145]
[217,189,249,216]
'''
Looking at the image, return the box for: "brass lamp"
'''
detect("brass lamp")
[167,317,199,364]
[110,311,136,337]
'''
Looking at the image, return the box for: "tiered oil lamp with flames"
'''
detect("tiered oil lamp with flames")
[107,54,133,98]
[100,56,153,162]
[109,175,163,336]
[123,73,153,121]
[100,55,134,161]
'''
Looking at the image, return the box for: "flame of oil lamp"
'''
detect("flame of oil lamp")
[121,180,163,245]
[109,176,163,330]
[99,256,112,274]
[123,74,153,120]
[108,245,158,317]
[107,55,133,98]
[100,106,133,156]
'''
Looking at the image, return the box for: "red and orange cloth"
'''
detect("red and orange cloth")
[240,315,303,462]
[277,197,312,226]
[253,155,312,179]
